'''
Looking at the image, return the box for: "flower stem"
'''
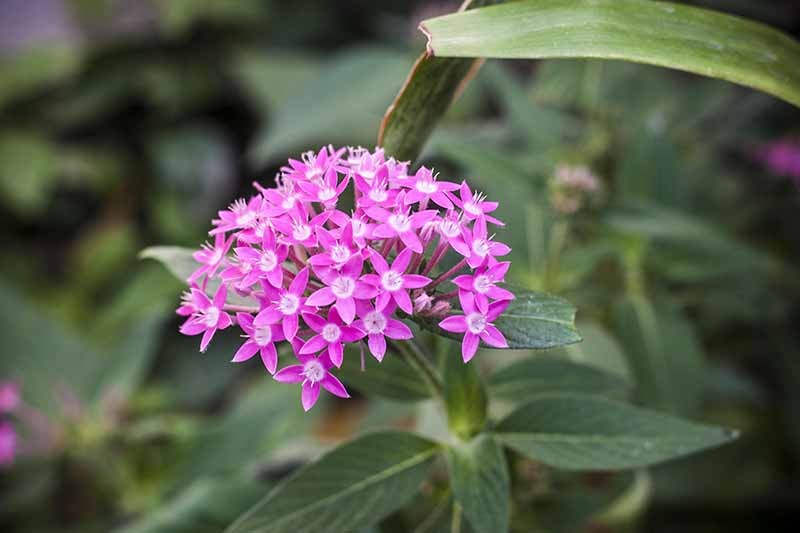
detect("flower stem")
[223,304,260,313]
[451,503,462,533]
[393,339,443,400]
[428,258,467,290]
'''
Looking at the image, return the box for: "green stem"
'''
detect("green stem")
[451,502,463,533]
[393,339,444,401]
[544,219,569,292]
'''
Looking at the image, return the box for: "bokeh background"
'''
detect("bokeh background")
[1,1,800,532]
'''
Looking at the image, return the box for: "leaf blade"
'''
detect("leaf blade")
[421,0,800,107]
[227,431,440,533]
[494,393,737,470]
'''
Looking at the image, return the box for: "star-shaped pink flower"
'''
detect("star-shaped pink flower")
[352,302,413,361]
[306,255,377,324]
[179,284,232,352]
[451,261,514,311]
[362,248,431,314]
[232,313,285,374]
[438,291,509,362]
[274,350,349,411]
[299,308,365,367]
[255,267,311,341]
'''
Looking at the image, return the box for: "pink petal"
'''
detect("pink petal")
[458,291,477,314]
[392,248,413,273]
[322,374,350,398]
[462,332,480,362]
[199,328,216,352]
[393,289,413,314]
[488,300,511,321]
[376,292,392,311]
[430,191,454,209]
[301,312,327,332]
[180,320,205,336]
[260,343,278,374]
[402,274,431,289]
[254,307,281,326]
[266,266,283,288]
[450,275,474,290]
[480,325,508,348]
[486,286,514,300]
[290,267,310,295]
[283,313,299,340]
[367,334,386,361]
[340,255,363,278]
[301,381,321,411]
[448,237,471,258]
[306,287,336,307]
[341,325,366,342]
[232,341,259,362]
[398,230,422,253]
[300,334,327,354]
[191,289,211,311]
[217,312,232,330]
[236,312,255,333]
[369,249,389,274]
[439,315,468,333]
[366,206,391,222]
[384,319,413,340]
[353,281,379,299]
[328,342,344,367]
[336,297,356,324]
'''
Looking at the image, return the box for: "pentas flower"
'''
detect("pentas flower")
[179,285,232,352]
[176,145,515,411]
[274,350,349,411]
[256,267,311,340]
[439,291,510,362]
[363,248,430,314]
[451,261,513,312]
[233,313,284,374]
[307,255,376,324]
[0,421,15,466]
[300,308,365,367]
[353,302,413,361]
[0,382,20,414]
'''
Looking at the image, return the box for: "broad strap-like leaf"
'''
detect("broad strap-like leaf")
[415,288,581,349]
[378,0,498,161]
[445,435,509,533]
[421,0,800,107]
[493,393,737,470]
[489,356,630,402]
[227,431,441,533]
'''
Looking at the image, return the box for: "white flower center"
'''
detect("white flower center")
[466,312,487,334]
[254,325,272,346]
[293,223,311,242]
[416,179,438,194]
[369,187,388,202]
[302,359,326,383]
[351,219,366,237]
[330,244,351,264]
[278,293,299,315]
[281,195,296,210]
[473,275,493,294]
[440,219,461,238]
[388,213,410,233]
[260,250,278,271]
[318,187,337,202]
[322,323,341,343]
[236,210,256,227]
[464,201,482,216]
[363,311,387,334]
[203,307,220,327]
[381,270,404,292]
[331,276,355,299]
[472,239,490,257]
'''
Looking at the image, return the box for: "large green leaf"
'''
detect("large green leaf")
[414,288,581,349]
[445,435,509,533]
[489,356,629,402]
[227,431,440,533]
[420,0,800,107]
[493,393,736,470]
[378,0,497,161]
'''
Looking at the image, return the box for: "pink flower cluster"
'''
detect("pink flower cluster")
[0,381,20,466]
[178,146,513,410]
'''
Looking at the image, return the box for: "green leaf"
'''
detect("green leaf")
[249,47,412,165]
[421,0,800,107]
[445,435,509,533]
[493,393,737,470]
[414,288,581,350]
[336,345,431,402]
[378,0,496,161]
[613,295,706,416]
[227,431,440,533]
[443,347,487,439]
[489,356,629,402]
[117,476,270,533]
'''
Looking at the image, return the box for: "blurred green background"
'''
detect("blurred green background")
[1,1,799,532]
